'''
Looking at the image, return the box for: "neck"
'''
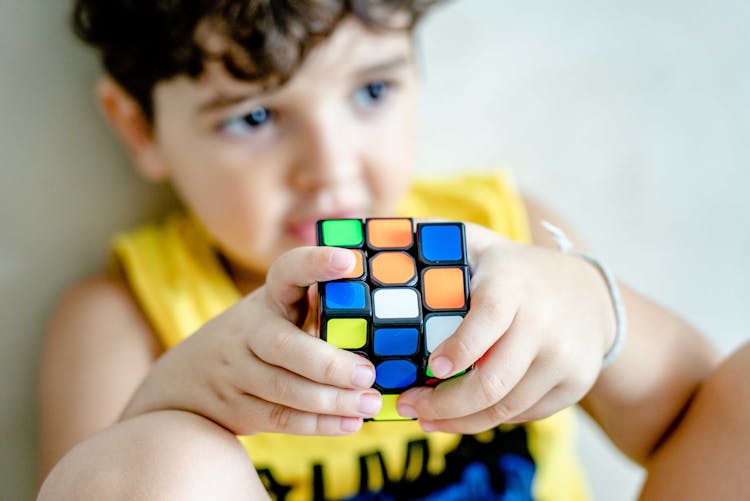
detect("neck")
[220,255,266,296]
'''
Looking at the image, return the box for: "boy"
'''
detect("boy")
[38,1,749,499]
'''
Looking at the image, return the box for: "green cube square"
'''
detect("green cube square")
[426,365,466,378]
[321,219,364,247]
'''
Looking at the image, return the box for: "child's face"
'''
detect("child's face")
[149,17,418,276]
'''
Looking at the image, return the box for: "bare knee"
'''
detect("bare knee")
[640,341,750,500]
[703,340,750,421]
[38,411,268,500]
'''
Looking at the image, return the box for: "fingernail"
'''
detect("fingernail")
[431,357,453,378]
[341,416,362,432]
[352,364,375,388]
[420,420,437,432]
[397,403,418,419]
[358,392,382,416]
[330,249,355,271]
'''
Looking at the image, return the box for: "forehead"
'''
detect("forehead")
[158,17,414,106]
[295,17,414,81]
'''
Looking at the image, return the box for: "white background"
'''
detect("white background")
[2,0,749,499]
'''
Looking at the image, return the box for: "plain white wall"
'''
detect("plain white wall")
[2,0,749,499]
[416,2,750,498]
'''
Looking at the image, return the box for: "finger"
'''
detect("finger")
[502,387,571,424]
[503,365,597,424]
[265,246,356,315]
[415,361,558,434]
[229,392,365,436]
[250,316,376,390]
[425,289,520,380]
[300,283,319,334]
[239,353,382,418]
[398,325,536,420]
[462,221,514,268]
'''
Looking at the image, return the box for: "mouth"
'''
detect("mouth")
[286,210,364,245]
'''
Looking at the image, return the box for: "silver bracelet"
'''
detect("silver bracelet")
[541,221,626,368]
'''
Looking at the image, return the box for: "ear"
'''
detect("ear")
[96,77,169,182]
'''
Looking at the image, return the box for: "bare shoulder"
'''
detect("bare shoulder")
[45,274,160,353]
[39,274,163,478]
[521,193,587,249]
[41,273,163,389]
[50,274,142,325]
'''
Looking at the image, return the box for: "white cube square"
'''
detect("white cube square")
[425,315,464,353]
[372,288,420,321]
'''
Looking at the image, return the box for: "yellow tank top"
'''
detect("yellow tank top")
[112,171,588,501]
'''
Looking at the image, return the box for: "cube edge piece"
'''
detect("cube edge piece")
[416,221,468,266]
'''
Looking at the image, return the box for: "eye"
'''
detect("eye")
[220,106,273,136]
[354,80,392,109]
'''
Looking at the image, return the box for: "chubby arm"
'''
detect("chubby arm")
[38,275,162,481]
[397,195,720,464]
[638,340,750,499]
[39,246,383,486]
[524,196,721,464]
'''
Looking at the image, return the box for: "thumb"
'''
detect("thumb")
[265,246,356,320]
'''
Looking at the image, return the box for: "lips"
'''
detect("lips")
[286,211,363,245]
[286,221,318,244]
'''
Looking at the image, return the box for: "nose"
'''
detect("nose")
[290,110,360,193]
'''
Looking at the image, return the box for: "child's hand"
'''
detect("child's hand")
[397,222,615,433]
[121,246,381,436]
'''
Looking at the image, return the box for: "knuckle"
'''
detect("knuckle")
[302,389,323,412]
[321,355,340,382]
[423,395,449,421]
[417,400,439,420]
[475,301,511,335]
[314,415,336,435]
[269,405,294,431]
[478,300,506,325]
[554,337,578,362]
[452,336,475,365]
[258,287,278,309]
[555,350,595,395]
[266,258,283,285]
[406,389,437,419]
[272,375,292,402]
[308,247,326,271]
[567,371,594,401]
[312,416,325,435]
[535,388,567,420]
[208,377,235,408]
[487,400,513,423]
[270,328,295,355]
[333,390,349,414]
[478,371,507,406]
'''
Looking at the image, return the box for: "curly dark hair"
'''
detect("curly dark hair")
[73,0,439,120]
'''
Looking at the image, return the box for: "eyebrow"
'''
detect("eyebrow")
[197,55,411,114]
[197,85,267,114]
[352,55,411,80]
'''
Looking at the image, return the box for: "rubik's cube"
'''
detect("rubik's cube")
[316,218,470,421]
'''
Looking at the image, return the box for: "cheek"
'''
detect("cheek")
[368,110,416,207]
[161,144,290,264]
[190,172,292,269]
[166,149,249,221]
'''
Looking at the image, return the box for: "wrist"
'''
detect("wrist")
[542,221,627,368]
[118,359,176,422]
